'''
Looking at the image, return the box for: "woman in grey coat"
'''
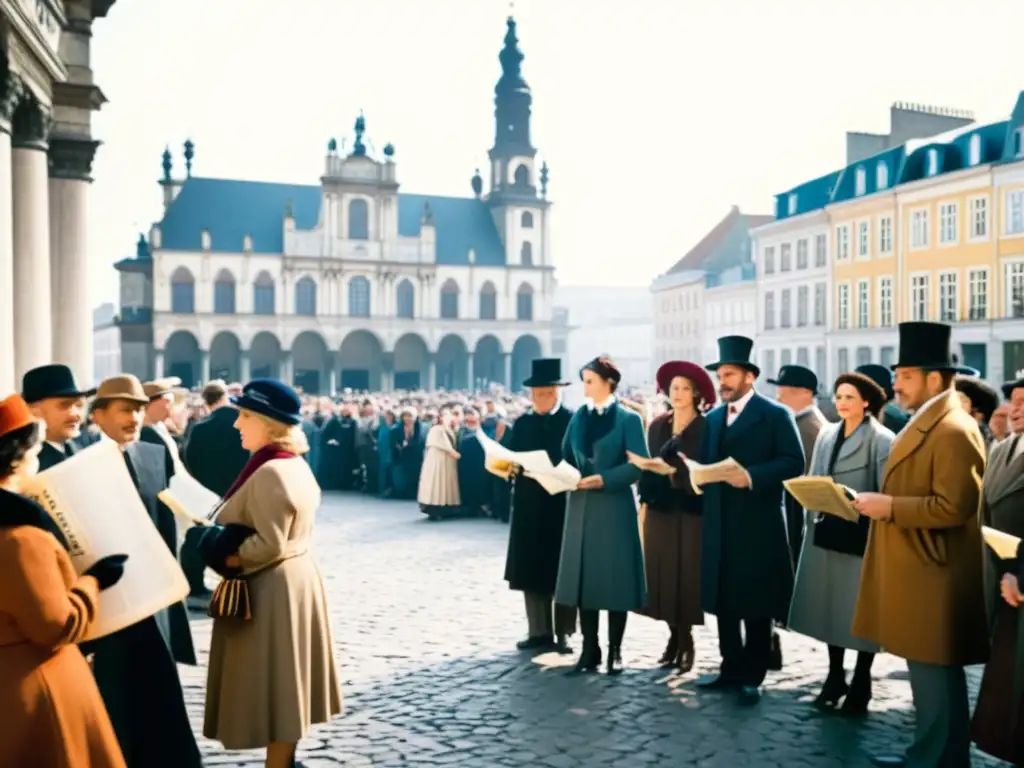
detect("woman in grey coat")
[554,356,649,676]
[788,372,893,715]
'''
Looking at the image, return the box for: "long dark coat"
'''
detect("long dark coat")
[504,407,573,594]
[784,407,829,568]
[699,392,804,623]
[84,440,201,768]
[554,404,649,612]
[183,405,250,497]
[318,416,360,490]
[390,421,424,499]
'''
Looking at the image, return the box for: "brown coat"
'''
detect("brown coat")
[852,390,989,667]
[203,458,342,750]
[0,488,126,768]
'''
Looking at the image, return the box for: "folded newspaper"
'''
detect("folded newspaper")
[158,472,220,527]
[783,476,860,522]
[476,431,581,494]
[981,525,1021,560]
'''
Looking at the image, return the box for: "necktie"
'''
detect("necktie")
[1008,435,1021,466]
[63,443,74,458]
[123,449,141,490]
[729,406,738,415]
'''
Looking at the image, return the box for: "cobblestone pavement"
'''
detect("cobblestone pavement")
[180,492,1010,767]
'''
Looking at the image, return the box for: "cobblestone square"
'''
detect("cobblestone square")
[180,493,1009,767]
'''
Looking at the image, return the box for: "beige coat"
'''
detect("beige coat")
[852,390,990,667]
[417,425,461,507]
[203,458,342,750]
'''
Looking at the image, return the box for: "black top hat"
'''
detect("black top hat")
[767,365,818,393]
[21,364,97,404]
[1002,378,1024,400]
[891,322,957,371]
[855,363,894,401]
[705,335,760,377]
[230,378,302,426]
[523,358,568,388]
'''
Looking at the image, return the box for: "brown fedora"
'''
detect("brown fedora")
[94,374,150,406]
[143,376,182,400]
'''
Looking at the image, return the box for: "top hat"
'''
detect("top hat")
[231,378,302,426]
[523,358,569,388]
[1002,378,1024,400]
[767,365,818,393]
[93,375,150,406]
[705,335,760,377]
[143,376,182,400]
[0,394,36,439]
[855,363,894,401]
[656,360,717,408]
[891,322,958,371]
[22,364,97,404]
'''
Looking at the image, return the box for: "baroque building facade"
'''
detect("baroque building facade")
[1,0,115,392]
[116,16,554,394]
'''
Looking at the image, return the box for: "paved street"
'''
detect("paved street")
[181,493,1009,767]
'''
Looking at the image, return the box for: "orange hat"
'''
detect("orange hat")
[0,394,34,439]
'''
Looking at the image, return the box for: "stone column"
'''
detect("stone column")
[503,353,512,390]
[153,349,165,378]
[281,352,293,386]
[466,352,474,392]
[240,351,251,383]
[49,137,99,384]
[428,354,437,391]
[200,350,211,383]
[0,70,23,394]
[11,94,53,381]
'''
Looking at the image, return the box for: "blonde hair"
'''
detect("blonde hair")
[244,409,310,455]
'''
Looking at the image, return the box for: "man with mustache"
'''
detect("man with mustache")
[22,364,96,471]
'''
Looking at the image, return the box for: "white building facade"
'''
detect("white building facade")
[92,302,120,382]
[116,17,555,394]
[702,264,757,364]
[1,1,115,391]
[651,271,705,365]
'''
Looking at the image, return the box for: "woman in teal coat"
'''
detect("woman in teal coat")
[555,356,649,676]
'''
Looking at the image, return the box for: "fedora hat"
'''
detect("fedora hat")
[891,322,958,371]
[705,335,760,377]
[93,375,149,406]
[656,360,716,408]
[1001,378,1024,399]
[767,364,818,393]
[523,358,569,388]
[22,364,96,404]
[231,378,302,426]
[143,376,182,400]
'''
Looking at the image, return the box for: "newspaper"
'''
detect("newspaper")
[981,525,1021,560]
[477,431,581,494]
[626,450,676,476]
[679,456,745,487]
[22,440,190,641]
[159,471,220,527]
[783,477,860,522]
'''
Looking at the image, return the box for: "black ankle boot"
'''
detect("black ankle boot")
[567,643,601,675]
[659,628,679,667]
[841,673,871,716]
[813,670,848,710]
[606,645,624,676]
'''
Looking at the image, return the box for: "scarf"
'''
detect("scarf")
[221,444,297,503]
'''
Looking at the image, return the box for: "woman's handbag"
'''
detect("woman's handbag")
[207,550,308,621]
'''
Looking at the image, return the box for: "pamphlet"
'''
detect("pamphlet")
[981,525,1021,561]
[783,476,860,522]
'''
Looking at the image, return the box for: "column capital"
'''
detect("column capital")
[48,136,101,181]
[11,92,51,151]
[0,70,25,132]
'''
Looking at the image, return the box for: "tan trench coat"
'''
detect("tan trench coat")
[203,458,342,749]
[852,390,989,667]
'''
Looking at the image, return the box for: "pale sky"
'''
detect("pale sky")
[87,0,1024,307]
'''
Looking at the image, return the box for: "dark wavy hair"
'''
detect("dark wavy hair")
[0,422,41,480]
[580,356,622,393]
[834,372,887,419]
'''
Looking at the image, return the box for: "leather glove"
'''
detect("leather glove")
[84,553,129,591]
[186,523,255,570]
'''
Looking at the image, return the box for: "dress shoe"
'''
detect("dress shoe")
[696,674,740,691]
[566,645,601,676]
[813,671,848,711]
[606,645,624,676]
[768,631,783,671]
[840,675,871,716]
[658,631,679,667]
[675,632,695,673]
[737,686,761,705]
[868,756,906,767]
[516,635,553,651]
[553,634,573,655]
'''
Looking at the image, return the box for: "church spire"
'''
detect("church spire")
[490,15,534,159]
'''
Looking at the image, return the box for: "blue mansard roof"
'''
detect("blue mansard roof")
[156,177,507,266]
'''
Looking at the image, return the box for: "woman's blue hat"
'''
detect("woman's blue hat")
[231,379,302,426]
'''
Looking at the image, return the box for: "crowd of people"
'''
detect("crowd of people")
[0,318,1022,768]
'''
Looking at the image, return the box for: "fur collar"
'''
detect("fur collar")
[0,486,70,550]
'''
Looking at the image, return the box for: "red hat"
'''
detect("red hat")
[656,361,717,408]
[0,394,35,439]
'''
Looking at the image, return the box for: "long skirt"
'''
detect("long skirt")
[971,602,1024,765]
[636,507,704,626]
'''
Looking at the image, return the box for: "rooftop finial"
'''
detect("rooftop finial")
[183,139,194,178]
[352,111,367,156]
[161,146,172,182]
[327,137,337,153]
[136,233,149,259]
[540,161,549,198]
[471,168,483,198]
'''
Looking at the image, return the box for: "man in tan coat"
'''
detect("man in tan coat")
[850,322,988,768]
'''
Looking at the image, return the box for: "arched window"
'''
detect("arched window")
[213,269,236,314]
[520,241,533,266]
[396,279,415,319]
[348,198,369,240]
[170,267,195,314]
[968,133,982,166]
[253,271,275,315]
[876,161,889,190]
[440,279,459,319]
[513,164,529,186]
[854,166,866,196]
[516,283,534,321]
[479,281,497,320]
[348,276,371,317]
[295,276,317,316]
[926,148,939,177]
[521,211,534,228]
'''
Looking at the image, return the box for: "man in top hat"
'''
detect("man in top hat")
[498,358,577,653]
[856,364,910,434]
[141,376,184,467]
[694,336,805,705]
[22,364,96,471]
[768,364,829,568]
[850,322,989,768]
[85,375,202,768]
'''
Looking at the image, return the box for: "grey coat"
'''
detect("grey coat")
[554,404,649,612]
[788,417,893,652]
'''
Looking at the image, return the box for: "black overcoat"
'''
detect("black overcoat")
[183,405,250,497]
[699,393,804,623]
[318,415,359,490]
[503,407,573,594]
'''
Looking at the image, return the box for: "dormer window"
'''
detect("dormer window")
[968,133,982,166]
[926,149,939,177]
[787,193,798,216]
[1015,128,1024,158]
[876,161,889,190]
[855,166,867,196]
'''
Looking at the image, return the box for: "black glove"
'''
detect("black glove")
[186,523,255,571]
[84,553,129,591]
